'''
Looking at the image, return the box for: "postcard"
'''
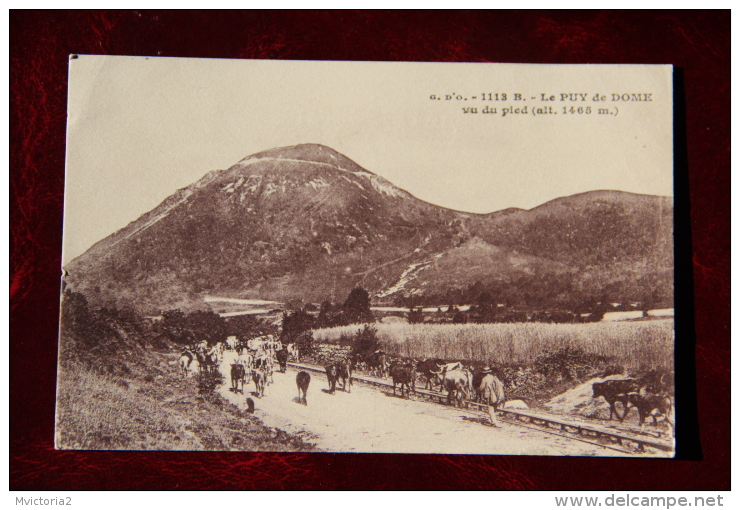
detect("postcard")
[58,57,674,456]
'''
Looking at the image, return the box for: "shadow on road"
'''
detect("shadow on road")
[462,416,493,426]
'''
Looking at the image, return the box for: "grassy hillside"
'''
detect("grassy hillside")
[56,352,314,451]
[55,293,316,451]
[475,190,673,268]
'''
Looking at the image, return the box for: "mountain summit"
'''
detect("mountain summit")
[64,144,673,313]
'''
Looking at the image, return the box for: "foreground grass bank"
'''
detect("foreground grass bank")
[55,339,317,451]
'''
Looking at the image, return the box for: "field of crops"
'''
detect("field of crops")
[312,319,674,371]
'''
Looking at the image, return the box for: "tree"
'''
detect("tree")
[316,299,335,328]
[161,309,194,344]
[344,287,370,311]
[352,324,380,358]
[476,291,495,307]
[452,311,467,324]
[225,314,271,341]
[342,287,374,325]
[285,299,304,311]
[184,310,227,346]
[407,307,424,324]
[294,330,315,357]
[281,309,315,342]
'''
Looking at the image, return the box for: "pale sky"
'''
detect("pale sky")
[64,57,673,264]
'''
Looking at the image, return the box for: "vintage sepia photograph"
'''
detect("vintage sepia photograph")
[57,57,675,456]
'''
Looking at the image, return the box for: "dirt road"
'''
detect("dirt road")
[216,351,626,456]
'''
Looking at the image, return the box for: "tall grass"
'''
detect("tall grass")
[55,367,188,450]
[55,355,317,451]
[313,319,674,370]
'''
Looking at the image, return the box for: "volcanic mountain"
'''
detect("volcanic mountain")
[64,144,673,314]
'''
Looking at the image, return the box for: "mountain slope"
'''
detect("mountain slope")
[474,190,673,268]
[64,144,673,313]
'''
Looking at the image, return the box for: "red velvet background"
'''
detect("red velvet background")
[10,11,730,490]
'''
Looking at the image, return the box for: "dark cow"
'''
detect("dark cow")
[325,364,339,394]
[230,363,247,393]
[195,351,208,374]
[276,348,289,373]
[296,371,311,405]
[389,363,416,398]
[367,351,388,378]
[417,358,445,390]
[335,361,353,393]
[592,379,640,421]
[627,392,674,435]
[196,350,218,375]
[252,369,266,398]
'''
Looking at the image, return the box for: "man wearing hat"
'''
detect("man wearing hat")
[478,366,505,426]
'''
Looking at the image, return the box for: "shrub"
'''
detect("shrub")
[407,308,424,324]
[352,324,380,357]
[281,310,315,342]
[197,371,224,396]
[602,364,626,377]
[295,330,315,356]
[533,346,607,382]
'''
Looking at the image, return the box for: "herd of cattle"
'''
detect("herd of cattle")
[375,357,507,412]
[178,340,221,376]
[177,338,674,436]
[350,353,674,437]
[591,371,675,435]
[179,341,507,414]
